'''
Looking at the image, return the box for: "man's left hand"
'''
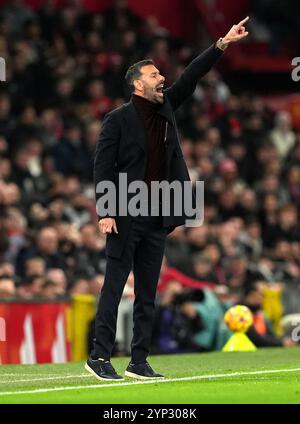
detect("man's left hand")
[223,16,249,45]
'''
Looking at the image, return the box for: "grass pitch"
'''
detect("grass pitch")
[0,348,300,404]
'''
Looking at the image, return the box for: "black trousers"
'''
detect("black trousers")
[92,215,167,364]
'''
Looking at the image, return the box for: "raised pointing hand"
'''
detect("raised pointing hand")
[223,16,249,44]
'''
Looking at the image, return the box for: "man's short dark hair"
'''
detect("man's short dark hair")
[125,59,154,92]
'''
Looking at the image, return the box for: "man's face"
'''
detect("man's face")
[134,64,165,104]
[37,228,58,254]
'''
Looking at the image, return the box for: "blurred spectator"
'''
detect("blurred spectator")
[24,256,46,277]
[69,276,90,295]
[0,275,16,298]
[0,261,15,278]
[45,268,67,295]
[191,254,218,284]
[0,94,14,140]
[203,243,226,285]
[16,227,64,276]
[74,223,106,276]
[250,0,297,54]
[152,282,203,354]
[244,286,297,348]
[263,204,300,247]
[53,120,89,178]
[17,274,44,298]
[2,0,36,38]
[42,279,65,299]
[271,111,296,160]
[237,219,263,259]
[164,226,190,273]
[89,273,105,297]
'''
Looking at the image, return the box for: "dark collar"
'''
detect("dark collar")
[132,94,160,110]
[130,94,173,122]
[123,96,173,152]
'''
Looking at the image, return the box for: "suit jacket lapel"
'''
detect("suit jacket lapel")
[157,97,174,123]
[123,100,147,153]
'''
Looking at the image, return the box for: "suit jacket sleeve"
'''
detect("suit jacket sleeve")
[165,43,224,110]
[94,111,120,220]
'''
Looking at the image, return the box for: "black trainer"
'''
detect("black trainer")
[125,361,164,380]
[85,357,124,381]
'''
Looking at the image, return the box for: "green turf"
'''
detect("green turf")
[0,348,300,404]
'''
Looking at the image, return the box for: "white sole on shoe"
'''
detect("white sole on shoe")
[125,370,165,380]
[85,362,124,381]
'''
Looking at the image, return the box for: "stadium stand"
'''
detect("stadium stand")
[0,0,299,362]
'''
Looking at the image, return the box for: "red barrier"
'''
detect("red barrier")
[0,301,71,364]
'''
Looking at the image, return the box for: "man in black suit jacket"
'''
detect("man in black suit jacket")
[85,18,249,381]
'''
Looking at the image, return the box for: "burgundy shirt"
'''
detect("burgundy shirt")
[132,94,167,186]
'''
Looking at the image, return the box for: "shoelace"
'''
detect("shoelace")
[100,360,117,374]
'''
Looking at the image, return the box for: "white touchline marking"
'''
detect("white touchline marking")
[0,368,300,396]
[0,374,51,377]
[0,375,92,384]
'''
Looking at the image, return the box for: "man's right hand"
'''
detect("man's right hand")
[98,218,118,234]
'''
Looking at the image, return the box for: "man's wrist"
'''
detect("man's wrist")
[215,37,229,51]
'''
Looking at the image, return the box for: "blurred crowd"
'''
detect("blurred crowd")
[0,1,299,353]
[250,0,300,54]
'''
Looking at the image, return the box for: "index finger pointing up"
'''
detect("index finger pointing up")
[237,16,249,27]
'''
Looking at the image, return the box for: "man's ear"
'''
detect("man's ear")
[133,79,143,92]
